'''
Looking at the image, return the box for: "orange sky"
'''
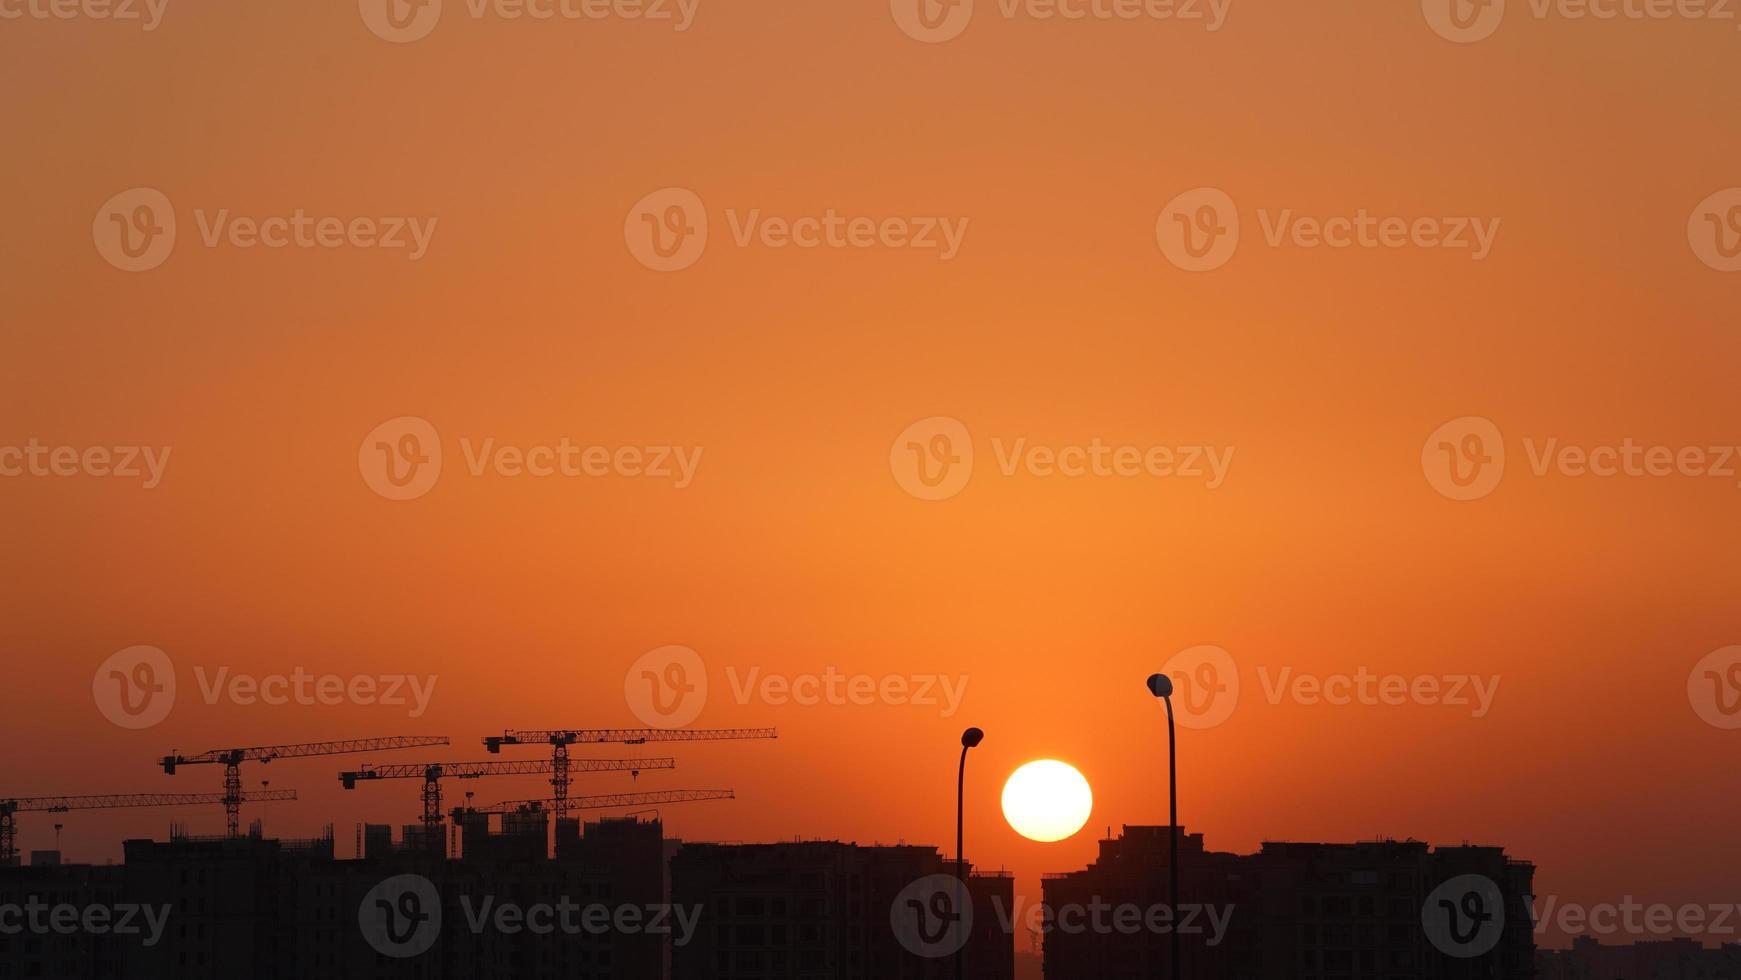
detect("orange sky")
[2,0,1739,950]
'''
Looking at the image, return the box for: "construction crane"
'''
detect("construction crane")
[452,789,735,819]
[339,757,677,829]
[1,790,297,865]
[483,728,776,821]
[163,736,448,837]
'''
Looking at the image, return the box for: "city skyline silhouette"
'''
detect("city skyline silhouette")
[6,1,1740,977]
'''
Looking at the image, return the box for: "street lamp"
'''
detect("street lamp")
[1146,673,1180,980]
[957,726,984,980]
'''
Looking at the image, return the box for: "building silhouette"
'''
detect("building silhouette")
[0,814,665,980]
[1537,936,1741,979]
[1041,825,1537,979]
[0,819,1014,980]
[670,840,1013,979]
[2,818,1579,980]
[0,856,127,978]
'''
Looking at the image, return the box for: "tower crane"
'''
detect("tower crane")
[1,790,297,865]
[452,788,734,819]
[483,728,775,821]
[163,736,448,837]
[339,757,677,829]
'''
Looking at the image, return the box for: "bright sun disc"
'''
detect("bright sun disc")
[1001,760,1093,842]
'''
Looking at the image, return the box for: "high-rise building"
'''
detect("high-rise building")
[1536,936,1741,979]
[1042,825,1536,980]
[671,840,1014,979]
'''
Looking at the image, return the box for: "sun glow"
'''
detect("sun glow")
[1001,759,1093,843]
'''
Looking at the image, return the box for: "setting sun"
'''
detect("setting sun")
[1001,760,1093,843]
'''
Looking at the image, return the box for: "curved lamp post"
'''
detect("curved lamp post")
[957,727,984,980]
[1147,673,1179,980]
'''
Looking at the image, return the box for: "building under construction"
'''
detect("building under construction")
[0,819,1017,980]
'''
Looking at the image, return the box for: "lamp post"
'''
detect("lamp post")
[957,727,984,980]
[1147,673,1180,980]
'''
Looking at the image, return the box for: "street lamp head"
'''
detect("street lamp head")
[1147,673,1174,699]
[961,727,984,749]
